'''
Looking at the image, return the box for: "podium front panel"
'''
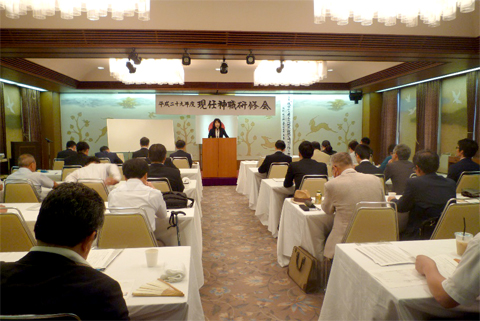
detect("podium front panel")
[218,138,237,177]
[202,138,219,177]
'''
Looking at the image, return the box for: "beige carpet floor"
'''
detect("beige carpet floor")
[199,185,324,321]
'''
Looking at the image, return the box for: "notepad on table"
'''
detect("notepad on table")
[356,244,415,266]
[87,249,123,270]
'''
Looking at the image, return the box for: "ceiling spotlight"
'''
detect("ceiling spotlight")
[220,58,228,74]
[126,61,136,74]
[128,49,142,65]
[276,60,284,73]
[182,49,191,66]
[246,50,255,65]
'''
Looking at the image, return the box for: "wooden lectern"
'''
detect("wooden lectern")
[202,138,237,178]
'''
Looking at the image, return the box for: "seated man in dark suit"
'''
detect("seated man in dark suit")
[148,143,184,192]
[64,141,90,166]
[95,145,123,164]
[258,140,292,177]
[0,183,129,320]
[447,138,479,183]
[388,150,456,240]
[384,143,415,194]
[132,136,150,159]
[284,140,328,190]
[354,144,383,175]
[56,140,76,159]
[169,140,193,168]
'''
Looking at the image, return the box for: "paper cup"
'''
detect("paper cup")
[145,249,159,267]
[388,192,396,198]
[455,232,473,256]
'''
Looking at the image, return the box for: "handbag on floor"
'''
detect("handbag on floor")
[287,246,320,293]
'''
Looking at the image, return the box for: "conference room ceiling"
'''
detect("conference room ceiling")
[1,0,479,94]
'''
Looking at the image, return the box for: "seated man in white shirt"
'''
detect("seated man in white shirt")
[6,154,58,200]
[65,156,121,187]
[415,232,480,316]
[107,158,168,245]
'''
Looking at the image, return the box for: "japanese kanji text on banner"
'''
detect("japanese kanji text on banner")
[156,95,275,116]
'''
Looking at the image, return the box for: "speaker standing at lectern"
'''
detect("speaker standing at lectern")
[208,118,229,138]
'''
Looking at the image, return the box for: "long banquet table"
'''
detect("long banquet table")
[0,246,205,321]
[254,178,294,237]
[245,167,262,210]
[319,239,480,321]
[277,198,333,267]
[236,160,258,195]
[6,202,204,289]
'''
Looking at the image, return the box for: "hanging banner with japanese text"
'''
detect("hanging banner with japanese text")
[156,95,275,116]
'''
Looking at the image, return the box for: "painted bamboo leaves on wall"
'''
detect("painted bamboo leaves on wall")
[67,112,94,142]
[118,97,138,109]
[176,115,195,146]
[238,118,257,156]
[336,113,355,150]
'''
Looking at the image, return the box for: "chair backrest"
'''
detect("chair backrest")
[61,165,81,181]
[11,166,19,174]
[0,313,81,320]
[117,165,125,181]
[431,199,480,240]
[117,153,125,163]
[256,156,265,168]
[342,201,398,243]
[373,173,386,195]
[98,208,158,249]
[147,177,172,193]
[52,159,64,170]
[78,179,109,201]
[267,162,289,179]
[410,173,417,178]
[4,180,40,203]
[98,157,111,163]
[0,207,36,252]
[299,174,328,196]
[456,171,480,193]
[172,157,190,169]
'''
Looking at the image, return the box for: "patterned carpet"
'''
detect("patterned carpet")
[199,186,324,321]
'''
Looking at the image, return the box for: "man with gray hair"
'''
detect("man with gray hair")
[384,144,415,194]
[6,154,58,200]
[322,152,384,259]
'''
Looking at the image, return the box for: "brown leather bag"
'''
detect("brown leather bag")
[287,246,320,293]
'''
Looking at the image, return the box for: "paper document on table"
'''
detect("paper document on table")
[371,267,426,288]
[432,254,458,278]
[272,178,285,182]
[87,249,123,270]
[26,204,41,211]
[356,244,415,266]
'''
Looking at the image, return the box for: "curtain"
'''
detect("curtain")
[466,71,480,143]
[380,90,398,159]
[0,83,6,154]
[415,81,440,153]
[20,88,42,143]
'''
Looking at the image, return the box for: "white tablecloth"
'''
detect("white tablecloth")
[5,202,204,289]
[255,179,293,238]
[0,247,205,321]
[236,161,258,195]
[245,167,262,210]
[277,198,334,267]
[319,239,479,321]
[180,168,203,200]
[38,169,62,181]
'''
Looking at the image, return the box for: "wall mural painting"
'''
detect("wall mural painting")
[237,118,257,157]
[336,113,356,148]
[67,112,94,143]
[176,115,196,148]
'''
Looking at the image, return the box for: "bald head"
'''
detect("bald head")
[18,154,36,168]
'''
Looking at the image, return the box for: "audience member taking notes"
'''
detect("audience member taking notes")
[64,141,90,166]
[384,144,415,194]
[447,138,479,183]
[354,144,383,175]
[257,140,292,176]
[95,145,123,164]
[108,158,168,244]
[0,183,129,320]
[322,152,384,259]
[6,154,58,200]
[148,143,184,192]
[65,156,121,186]
[415,232,480,311]
[284,141,328,190]
[169,139,193,168]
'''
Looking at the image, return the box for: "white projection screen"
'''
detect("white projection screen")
[107,119,175,152]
